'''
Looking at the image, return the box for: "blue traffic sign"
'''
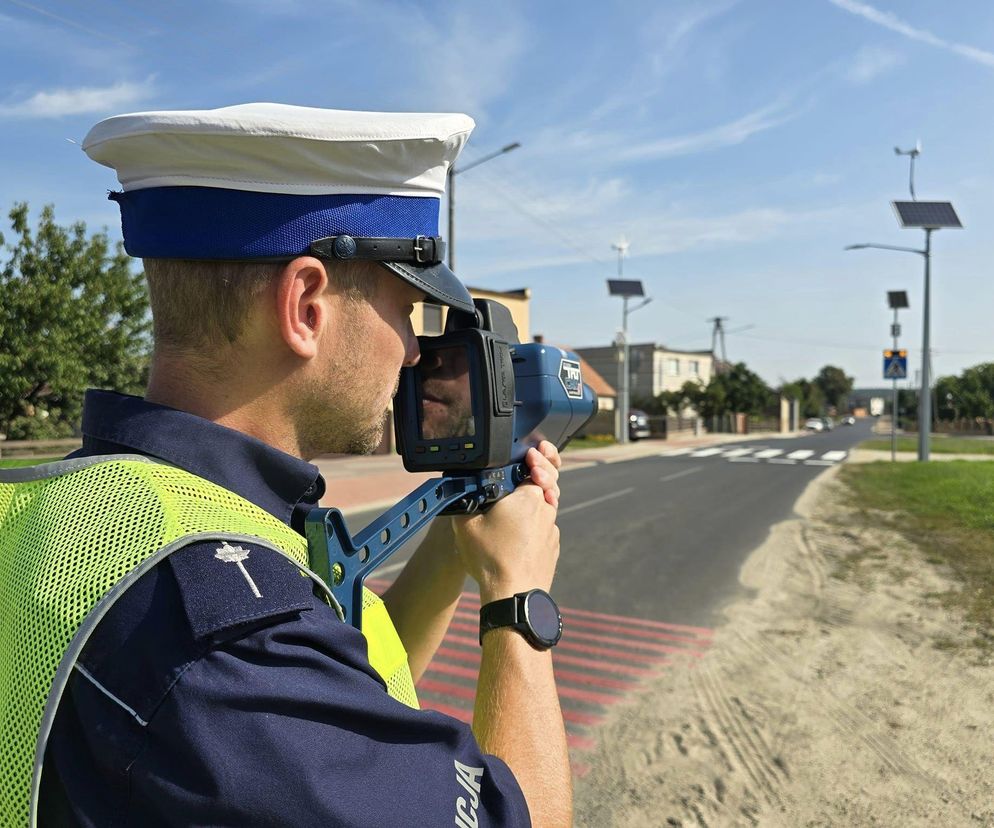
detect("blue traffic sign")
[883,349,907,380]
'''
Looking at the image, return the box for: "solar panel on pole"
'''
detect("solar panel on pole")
[607,279,645,297]
[887,291,909,309]
[892,201,961,229]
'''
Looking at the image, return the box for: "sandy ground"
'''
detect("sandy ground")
[573,466,994,827]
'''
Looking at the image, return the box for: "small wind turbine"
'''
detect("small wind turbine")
[894,140,921,200]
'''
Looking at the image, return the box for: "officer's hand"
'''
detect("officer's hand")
[524,441,562,507]
[453,484,560,603]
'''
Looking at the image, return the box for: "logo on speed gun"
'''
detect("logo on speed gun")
[559,359,583,399]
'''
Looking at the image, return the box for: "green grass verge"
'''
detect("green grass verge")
[838,461,994,647]
[565,435,618,450]
[859,436,994,455]
[0,457,60,468]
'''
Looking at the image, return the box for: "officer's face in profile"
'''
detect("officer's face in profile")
[292,262,423,458]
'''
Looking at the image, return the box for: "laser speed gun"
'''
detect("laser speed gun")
[305,299,598,627]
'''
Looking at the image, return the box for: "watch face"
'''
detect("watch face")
[523,590,562,646]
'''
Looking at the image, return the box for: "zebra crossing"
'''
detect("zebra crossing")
[659,445,849,466]
[365,577,712,777]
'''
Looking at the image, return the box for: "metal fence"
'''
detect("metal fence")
[901,419,994,436]
[0,438,81,459]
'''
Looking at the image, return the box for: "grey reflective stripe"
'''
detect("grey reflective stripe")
[0,453,155,483]
[28,531,341,828]
[74,664,149,727]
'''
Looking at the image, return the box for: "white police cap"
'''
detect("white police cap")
[83,103,477,312]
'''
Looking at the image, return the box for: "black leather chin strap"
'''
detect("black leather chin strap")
[309,234,446,265]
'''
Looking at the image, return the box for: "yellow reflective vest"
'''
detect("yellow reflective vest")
[0,455,417,828]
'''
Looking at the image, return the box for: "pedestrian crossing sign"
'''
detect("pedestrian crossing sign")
[883,349,907,380]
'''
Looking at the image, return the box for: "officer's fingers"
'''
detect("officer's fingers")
[544,484,560,508]
[538,440,563,470]
[526,447,559,486]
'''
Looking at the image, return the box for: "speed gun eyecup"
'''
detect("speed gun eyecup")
[394,299,598,473]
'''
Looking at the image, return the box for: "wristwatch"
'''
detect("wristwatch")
[479,589,563,650]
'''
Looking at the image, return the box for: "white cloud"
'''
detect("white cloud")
[844,45,903,83]
[620,98,799,161]
[318,0,528,121]
[587,1,741,124]
[0,78,155,119]
[414,11,528,118]
[828,0,994,68]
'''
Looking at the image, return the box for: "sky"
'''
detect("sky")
[1,0,992,389]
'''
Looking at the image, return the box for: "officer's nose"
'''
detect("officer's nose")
[402,323,420,368]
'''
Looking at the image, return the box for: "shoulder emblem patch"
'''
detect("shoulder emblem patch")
[215,542,263,598]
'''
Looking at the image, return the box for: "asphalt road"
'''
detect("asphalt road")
[343,420,874,630]
[552,420,873,627]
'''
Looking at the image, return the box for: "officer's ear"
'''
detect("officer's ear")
[275,256,330,360]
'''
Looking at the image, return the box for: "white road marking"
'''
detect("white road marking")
[722,448,755,458]
[559,487,636,516]
[769,458,797,465]
[821,450,848,462]
[785,449,815,460]
[729,457,760,463]
[660,467,702,483]
[753,449,784,459]
[804,459,836,466]
[690,448,724,457]
[659,448,692,457]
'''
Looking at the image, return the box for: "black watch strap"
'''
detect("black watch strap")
[478,596,519,645]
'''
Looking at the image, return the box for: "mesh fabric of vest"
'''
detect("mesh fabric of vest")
[0,456,418,828]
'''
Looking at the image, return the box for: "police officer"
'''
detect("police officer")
[0,104,571,826]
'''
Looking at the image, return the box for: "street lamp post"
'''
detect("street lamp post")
[612,239,629,444]
[608,264,651,445]
[446,142,521,271]
[845,201,959,462]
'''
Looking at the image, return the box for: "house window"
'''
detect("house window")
[422,303,443,335]
[667,358,680,376]
[689,360,700,376]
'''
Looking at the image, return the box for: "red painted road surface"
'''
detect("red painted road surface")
[365,577,714,776]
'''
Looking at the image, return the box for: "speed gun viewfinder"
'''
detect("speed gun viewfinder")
[394,299,598,473]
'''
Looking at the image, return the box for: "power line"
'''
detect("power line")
[470,167,608,267]
[730,330,990,358]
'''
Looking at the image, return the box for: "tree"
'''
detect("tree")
[953,363,994,422]
[0,203,150,440]
[696,362,772,418]
[813,365,854,412]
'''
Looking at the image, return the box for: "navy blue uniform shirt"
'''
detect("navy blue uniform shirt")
[40,390,529,827]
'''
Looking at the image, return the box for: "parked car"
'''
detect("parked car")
[821,417,834,431]
[841,416,856,426]
[804,418,825,432]
[629,409,651,440]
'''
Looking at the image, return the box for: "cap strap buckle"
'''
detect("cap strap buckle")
[309,234,446,265]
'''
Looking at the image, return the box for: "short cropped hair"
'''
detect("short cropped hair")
[142,258,377,352]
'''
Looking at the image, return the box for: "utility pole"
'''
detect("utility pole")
[708,316,729,372]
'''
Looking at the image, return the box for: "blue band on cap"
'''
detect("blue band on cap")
[111,186,440,258]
